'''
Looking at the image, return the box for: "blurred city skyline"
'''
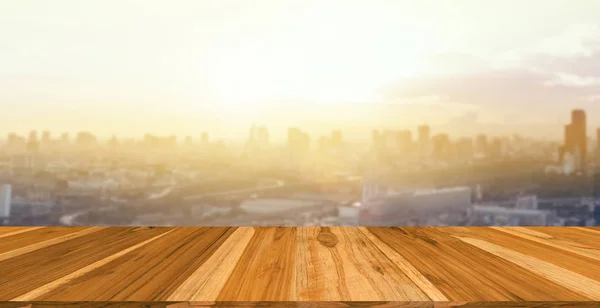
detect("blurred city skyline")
[1,0,600,138]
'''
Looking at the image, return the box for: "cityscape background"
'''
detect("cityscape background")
[1,108,600,227]
[1,0,600,226]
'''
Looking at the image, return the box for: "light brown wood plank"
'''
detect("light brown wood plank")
[0,227,173,300]
[438,227,600,285]
[0,227,43,239]
[366,227,590,301]
[455,235,600,300]
[492,227,600,262]
[35,227,237,301]
[216,227,296,301]
[0,227,104,262]
[0,227,94,254]
[296,227,430,301]
[358,227,448,301]
[12,229,176,301]
[167,227,255,301]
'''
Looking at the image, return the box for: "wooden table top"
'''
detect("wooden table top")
[1,226,600,305]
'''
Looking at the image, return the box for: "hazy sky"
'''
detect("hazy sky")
[1,0,600,139]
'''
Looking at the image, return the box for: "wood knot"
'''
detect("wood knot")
[373,265,384,275]
[317,232,338,248]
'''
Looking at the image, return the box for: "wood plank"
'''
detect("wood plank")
[167,227,255,301]
[366,227,589,301]
[0,227,43,239]
[217,227,296,301]
[455,235,600,300]
[0,227,172,300]
[0,227,95,254]
[12,229,176,301]
[0,227,104,262]
[358,227,448,301]
[438,227,600,284]
[35,227,237,301]
[296,227,430,301]
[492,227,600,262]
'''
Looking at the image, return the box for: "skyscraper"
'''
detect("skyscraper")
[42,130,51,144]
[288,127,310,153]
[432,133,450,161]
[418,125,430,144]
[257,126,269,147]
[397,130,412,153]
[563,109,587,171]
[475,134,488,156]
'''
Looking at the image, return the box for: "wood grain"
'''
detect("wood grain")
[216,227,297,301]
[0,227,43,239]
[437,227,600,285]
[1,227,600,303]
[296,227,429,301]
[0,227,172,300]
[0,227,103,262]
[364,227,589,301]
[33,227,237,301]
[12,229,175,301]
[168,227,255,301]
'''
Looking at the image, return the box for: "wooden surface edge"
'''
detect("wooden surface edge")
[2,301,600,308]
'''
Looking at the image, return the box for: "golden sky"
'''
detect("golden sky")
[1,0,600,139]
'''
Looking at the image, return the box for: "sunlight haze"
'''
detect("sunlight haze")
[1,0,600,139]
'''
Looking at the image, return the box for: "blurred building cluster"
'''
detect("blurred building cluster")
[1,109,600,227]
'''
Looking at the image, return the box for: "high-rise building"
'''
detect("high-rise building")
[76,132,98,148]
[257,126,269,146]
[489,137,503,159]
[0,184,11,218]
[288,128,310,153]
[432,133,450,160]
[331,130,343,148]
[400,130,413,152]
[475,134,488,156]
[42,130,51,145]
[563,109,587,171]
[28,130,38,142]
[418,125,430,144]
[456,137,474,160]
